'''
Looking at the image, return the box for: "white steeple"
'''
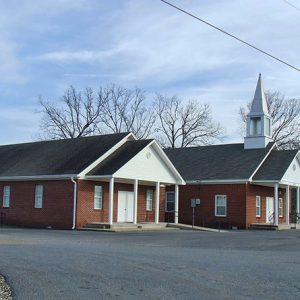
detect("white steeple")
[244,74,273,149]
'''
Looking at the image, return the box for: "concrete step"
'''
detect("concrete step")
[83,223,111,230]
[80,222,175,232]
[249,224,278,230]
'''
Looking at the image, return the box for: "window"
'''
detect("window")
[250,117,261,135]
[146,190,153,211]
[255,196,261,217]
[215,195,227,217]
[3,186,10,208]
[279,198,283,217]
[165,192,175,212]
[35,185,43,208]
[266,118,271,136]
[94,186,103,209]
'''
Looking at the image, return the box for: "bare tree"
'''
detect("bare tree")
[100,85,155,139]
[154,94,223,148]
[39,86,104,139]
[239,90,300,149]
[38,85,155,140]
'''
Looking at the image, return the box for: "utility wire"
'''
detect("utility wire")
[161,0,300,72]
[282,0,300,12]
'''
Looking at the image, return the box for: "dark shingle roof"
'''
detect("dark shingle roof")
[164,143,274,181]
[87,140,153,176]
[0,133,129,177]
[253,150,298,181]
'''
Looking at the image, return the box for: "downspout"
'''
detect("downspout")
[71,177,77,230]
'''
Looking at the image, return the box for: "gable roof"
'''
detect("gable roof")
[164,142,274,182]
[87,139,153,176]
[252,149,299,181]
[0,133,129,178]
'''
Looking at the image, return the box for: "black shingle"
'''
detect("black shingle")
[164,143,274,181]
[87,140,153,176]
[253,150,298,181]
[0,133,129,177]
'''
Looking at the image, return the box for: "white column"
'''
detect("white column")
[297,187,300,224]
[174,184,179,224]
[155,182,160,224]
[133,179,138,224]
[274,183,279,226]
[108,177,114,225]
[286,185,290,225]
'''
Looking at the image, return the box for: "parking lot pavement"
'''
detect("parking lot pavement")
[0,228,300,300]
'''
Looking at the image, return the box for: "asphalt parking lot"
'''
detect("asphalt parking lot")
[0,228,300,300]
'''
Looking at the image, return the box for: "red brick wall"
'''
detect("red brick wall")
[173,184,247,229]
[245,183,290,227]
[76,180,166,228]
[0,180,74,229]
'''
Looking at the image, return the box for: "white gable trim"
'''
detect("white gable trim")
[112,140,185,184]
[150,141,185,184]
[249,142,277,181]
[280,151,300,186]
[78,133,135,178]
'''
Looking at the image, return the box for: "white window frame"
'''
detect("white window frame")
[35,185,43,209]
[215,195,227,217]
[279,197,283,218]
[94,185,103,210]
[3,186,11,208]
[165,191,175,212]
[255,196,261,217]
[146,189,153,211]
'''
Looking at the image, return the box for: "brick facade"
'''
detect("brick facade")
[0,179,291,230]
[0,180,74,229]
[167,183,291,229]
[169,184,247,229]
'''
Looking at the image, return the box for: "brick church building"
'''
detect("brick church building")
[0,75,299,229]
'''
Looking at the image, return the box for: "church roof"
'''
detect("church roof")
[164,142,274,182]
[252,149,298,181]
[248,74,270,117]
[0,133,129,177]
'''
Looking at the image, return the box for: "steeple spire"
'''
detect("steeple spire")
[249,73,269,116]
[244,74,273,149]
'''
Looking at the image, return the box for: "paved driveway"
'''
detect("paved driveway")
[0,228,300,300]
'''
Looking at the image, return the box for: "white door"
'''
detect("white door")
[118,191,134,222]
[266,197,274,223]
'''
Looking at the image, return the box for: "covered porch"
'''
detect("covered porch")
[77,139,185,228]
[84,176,181,226]
[250,182,300,230]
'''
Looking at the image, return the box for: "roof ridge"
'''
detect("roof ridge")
[0,132,130,148]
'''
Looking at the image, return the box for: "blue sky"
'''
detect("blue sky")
[0,0,299,145]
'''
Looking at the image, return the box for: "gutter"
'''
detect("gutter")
[71,177,77,230]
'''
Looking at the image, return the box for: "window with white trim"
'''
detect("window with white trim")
[279,198,283,217]
[35,185,43,208]
[215,195,227,217]
[94,186,103,209]
[255,196,261,217]
[146,190,153,211]
[165,192,175,212]
[3,186,11,208]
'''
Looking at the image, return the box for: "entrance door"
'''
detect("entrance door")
[266,197,274,223]
[118,191,134,222]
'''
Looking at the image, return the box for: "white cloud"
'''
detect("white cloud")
[0,38,25,84]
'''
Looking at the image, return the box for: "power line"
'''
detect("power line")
[282,0,300,12]
[160,0,300,72]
